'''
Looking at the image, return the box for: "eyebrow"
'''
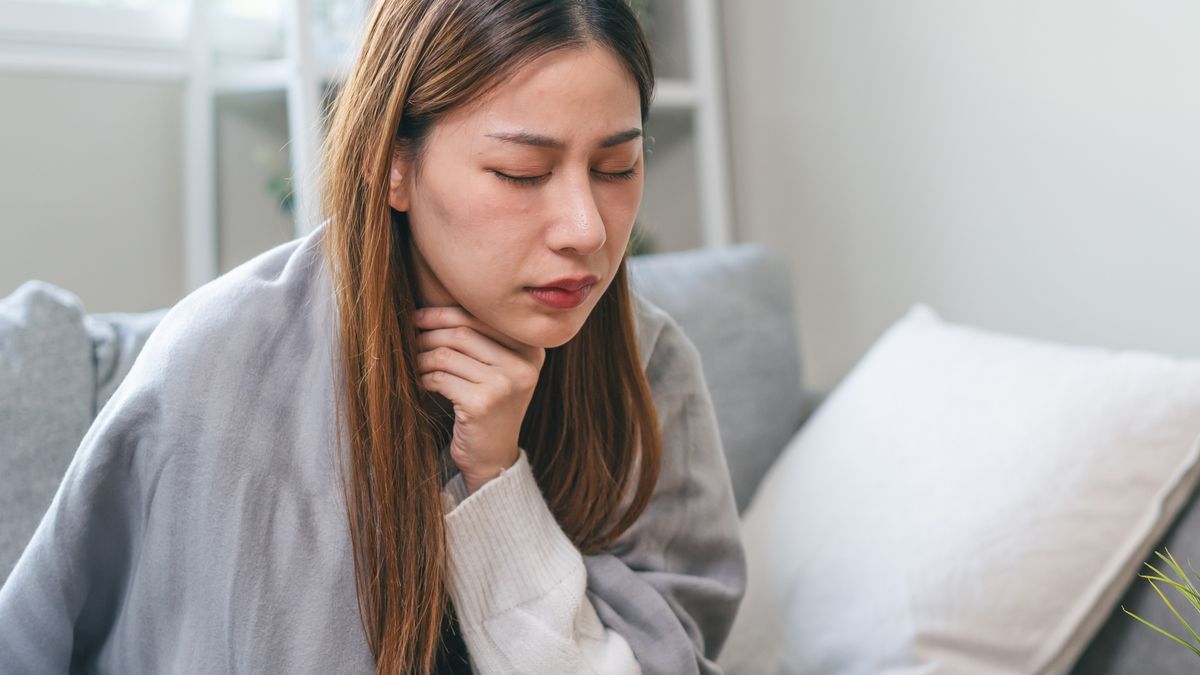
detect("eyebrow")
[485,127,643,150]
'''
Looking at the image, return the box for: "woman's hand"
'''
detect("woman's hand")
[412,305,546,495]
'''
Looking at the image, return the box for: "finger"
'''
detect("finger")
[418,369,481,412]
[413,306,535,357]
[416,325,523,369]
[416,346,490,385]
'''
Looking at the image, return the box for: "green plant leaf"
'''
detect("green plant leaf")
[1186,558,1200,588]
[1146,578,1200,647]
[1161,549,1200,599]
[1122,605,1200,656]
[1138,573,1200,611]
[1143,557,1200,616]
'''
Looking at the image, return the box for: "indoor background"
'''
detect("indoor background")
[2,0,1196,393]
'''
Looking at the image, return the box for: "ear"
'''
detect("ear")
[386,144,412,213]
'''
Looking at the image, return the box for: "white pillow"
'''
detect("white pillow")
[718,303,1200,675]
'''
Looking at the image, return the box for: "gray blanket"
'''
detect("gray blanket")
[0,222,745,674]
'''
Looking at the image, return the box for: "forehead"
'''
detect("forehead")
[434,44,643,151]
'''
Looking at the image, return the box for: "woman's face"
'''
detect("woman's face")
[387,42,644,349]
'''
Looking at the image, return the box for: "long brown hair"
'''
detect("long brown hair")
[316,1,661,672]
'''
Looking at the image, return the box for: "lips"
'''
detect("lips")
[526,283,595,309]
[532,275,599,292]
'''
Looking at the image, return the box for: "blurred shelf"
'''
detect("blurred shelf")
[184,0,734,290]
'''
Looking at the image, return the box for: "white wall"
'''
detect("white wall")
[0,72,185,313]
[0,71,298,313]
[721,0,1200,392]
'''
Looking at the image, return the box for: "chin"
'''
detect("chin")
[518,317,586,350]
[534,329,580,350]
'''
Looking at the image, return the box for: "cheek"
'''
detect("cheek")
[418,171,524,242]
[600,183,643,236]
[466,187,534,224]
[460,180,543,244]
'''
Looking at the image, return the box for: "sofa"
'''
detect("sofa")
[1,243,1197,673]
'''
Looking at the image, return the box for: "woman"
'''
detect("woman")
[0,1,746,673]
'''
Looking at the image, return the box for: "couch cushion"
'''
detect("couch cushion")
[0,281,97,583]
[628,244,807,513]
[719,302,1200,674]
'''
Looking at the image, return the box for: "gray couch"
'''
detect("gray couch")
[0,244,1196,672]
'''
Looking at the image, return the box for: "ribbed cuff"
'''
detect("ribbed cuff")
[442,472,470,512]
[442,447,583,627]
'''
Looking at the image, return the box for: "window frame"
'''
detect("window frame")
[0,1,281,79]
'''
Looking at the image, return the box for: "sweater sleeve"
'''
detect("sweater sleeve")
[440,317,746,675]
[440,450,643,675]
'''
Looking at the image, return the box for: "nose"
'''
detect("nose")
[548,169,606,256]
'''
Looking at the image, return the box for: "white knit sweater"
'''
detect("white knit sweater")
[441,448,641,674]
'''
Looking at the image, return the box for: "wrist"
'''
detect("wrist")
[460,449,521,496]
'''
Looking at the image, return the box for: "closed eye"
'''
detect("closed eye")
[491,168,639,187]
[491,171,548,187]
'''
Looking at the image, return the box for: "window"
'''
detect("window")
[0,0,367,76]
[0,0,291,76]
